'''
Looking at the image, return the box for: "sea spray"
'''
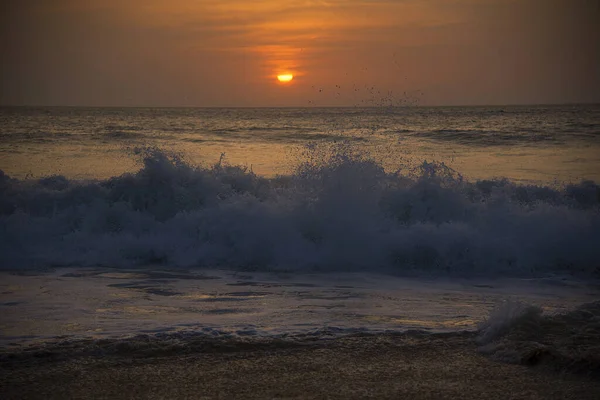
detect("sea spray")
[0,145,599,276]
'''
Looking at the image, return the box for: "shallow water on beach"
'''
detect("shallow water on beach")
[1,268,597,346]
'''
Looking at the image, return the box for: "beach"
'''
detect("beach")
[2,267,599,399]
[3,331,600,399]
[3,1,600,397]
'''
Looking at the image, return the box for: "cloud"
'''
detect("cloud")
[1,0,598,106]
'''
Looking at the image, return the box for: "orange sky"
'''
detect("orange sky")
[1,0,599,107]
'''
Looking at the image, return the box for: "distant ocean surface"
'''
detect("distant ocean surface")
[1,105,599,276]
[2,105,599,182]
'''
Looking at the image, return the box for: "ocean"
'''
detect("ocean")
[1,105,599,274]
[1,105,600,183]
[1,105,599,388]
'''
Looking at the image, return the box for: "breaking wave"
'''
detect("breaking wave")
[1,146,599,276]
[477,300,600,376]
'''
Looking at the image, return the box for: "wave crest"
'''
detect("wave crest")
[1,147,599,276]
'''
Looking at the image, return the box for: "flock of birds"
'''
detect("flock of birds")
[305,57,424,107]
[307,82,424,108]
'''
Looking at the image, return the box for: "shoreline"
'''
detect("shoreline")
[2,332,599,399]
[2,267,597,348]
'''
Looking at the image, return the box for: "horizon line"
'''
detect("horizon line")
[1,101,599,109]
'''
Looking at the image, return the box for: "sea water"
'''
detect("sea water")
[0,105,599,345]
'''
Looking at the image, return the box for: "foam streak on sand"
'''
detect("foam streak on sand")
[1,147,599,277]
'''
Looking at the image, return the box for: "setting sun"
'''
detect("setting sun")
[277,74,293,83]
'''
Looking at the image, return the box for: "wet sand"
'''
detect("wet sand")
[2,332,599,400]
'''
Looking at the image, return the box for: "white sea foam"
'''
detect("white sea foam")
[1,146,599,276]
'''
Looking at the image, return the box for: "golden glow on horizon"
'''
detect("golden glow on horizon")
[277,74,294,82]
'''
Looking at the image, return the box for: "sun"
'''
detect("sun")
[277,74,293,83]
